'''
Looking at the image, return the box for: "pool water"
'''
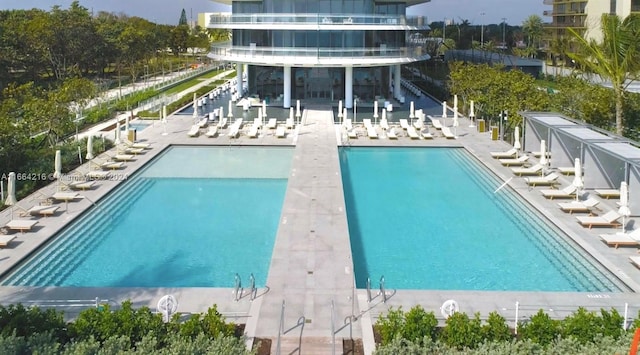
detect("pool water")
[2,146,293,288]
[340,147,622,292]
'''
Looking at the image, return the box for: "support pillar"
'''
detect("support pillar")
[394,65,401,100]
[283,66,292,108]
[345,66,353,109]
[236,63,243,97]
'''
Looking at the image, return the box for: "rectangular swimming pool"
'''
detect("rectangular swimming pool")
[340,147,624,292]
[2,146,293,288]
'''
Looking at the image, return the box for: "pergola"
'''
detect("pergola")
[521,112,640,214]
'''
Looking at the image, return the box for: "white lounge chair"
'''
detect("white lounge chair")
[558,197,601,214]
[595,189,620,200]
[86,170,110,180]
[407,126,420,139]
[247,124,259,138]
[499,155,529,167]
[0,235,16,247]
[441,126,456,139]
[576,210,622,229]
[343,118,353,131]
[98,161,125,170]
[266,118,277,129]
[380,118,389,131]
[541,185,577,199]
[557,166,576,175]
[217,117,228,128]
[52,192,80,202]
[599,229,640,248]
[276,125,286,138]
[366,125,378,139]
[524,172,560,187]
[286,118,295,129]
[123,139,151,149]
[119,146,144,155]
[511,163,544,176]
[64,180,96,191]
[363,119,373,128]
[2,220,38,233]
[387,128,398,139]
[399,119,410,130]
[428,116,443,129]
[490,148,518,159]
[228,124,240,138]
[629,255,640,269]
[196,117,208,128]
[187,125,200,137]
[26,205,59,217]
[253,117,262,129]
[205,126,218,137]
[111,154,135,162]
[421,129,433,139]
[347,128,358,139]
[413,118,424,130]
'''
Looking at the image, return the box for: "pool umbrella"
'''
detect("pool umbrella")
[572,158,583,201]
[192,93,198,118]
[289,107,294,123]
[162,105,167,121]
[54,150,62,180]
[343,108,348,123]
[409,101,415,119]
[353,98,357,124]
[469,100,476,127]
[539,140,548,170]
[513,126,521,154]
[338,100,343,121]
[452,109,459,137]
[619,181,631,233]
[262,100,267,119]
[115,121,121,145]
[296,100,301,124]
[86,135,94,160]
[4,172,16,206]
[453,95,458,117]
[442,100,447,119]
[219,106,224,121]
[125,115,130,133]
[228,100,233,118]
[382,108,387,123]
[373,101,379,123]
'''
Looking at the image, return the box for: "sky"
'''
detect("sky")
[1,0,547,27]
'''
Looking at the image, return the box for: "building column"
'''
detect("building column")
[394,65,401,100]
[345,66,353,109]
[236,63,243,97]
[283,66,291,108]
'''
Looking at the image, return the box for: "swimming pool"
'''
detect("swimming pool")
[121,122,150,131]
[340,147,623,292]
[2,146,293,288]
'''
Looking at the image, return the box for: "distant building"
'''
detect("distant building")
[205,0,431,108]
[445,50,543,78]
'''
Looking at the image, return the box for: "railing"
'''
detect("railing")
[209,43,427,60]
[233,273,258,301]
[330,300,354,355]
[275,300,306,355]
[209,13,428,27]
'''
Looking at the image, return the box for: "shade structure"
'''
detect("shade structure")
[513,126,521,152]
[572,158,583,201]
[54,149,62,179]
[442,101,447,118]
[86,135,94,160]
[409,101,415,119]
[4,172,16,206]
[115,121,121,145]
[619,181,631,232]
[373,101,378,119]
[539,140,548,168]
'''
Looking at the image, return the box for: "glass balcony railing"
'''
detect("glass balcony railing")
[208,13,429,28]
[208,42,428,61]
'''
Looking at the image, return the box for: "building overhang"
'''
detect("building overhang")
[210,0,431,5]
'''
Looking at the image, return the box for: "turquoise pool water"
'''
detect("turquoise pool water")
[2,146,293,288]
[340,147,622,292]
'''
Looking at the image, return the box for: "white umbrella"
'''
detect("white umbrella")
[353,99,357,123]
[513,126,521,153]
[338,100,343,119]
[4,172,16,206]
[162,105,167,121]
[54,149,62,179]
[453,95,458,116]
[469,100,476,127]
[373,101,379,119]
[409,101,415,119]
[125,114,130,133]
[619,181,631,233]
[289,107,294,122]
[442,101,447,119]
[539,140,548,169]
[219,106,224,121]
[115,121,121,145]
[228,100,233,118]
[296,100,301,124]
[343,107,348,122]
[262,100,267,119]
[86,135,94,160]
[572,158,583,201]
[382,108,387,122]
[453,110,459,137]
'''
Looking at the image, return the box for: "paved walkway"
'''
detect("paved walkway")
[2,83,640,354]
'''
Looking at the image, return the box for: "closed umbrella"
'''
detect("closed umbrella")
[469,100,476,127]
[86,135,94,160]
[296,100,301,124]
[115,121,121,145]
[373,101,379,122]
[452,110,459,137]
[619,181,631,233]
[409,101,415,119]
[572,158,583,201]
[4,172,16,206]
[192,93,198,118]
[228,100,233,118]
[353,99,357,124]
[382,108,387,122]
[125,114,130,133]
[453,95,458,116]
[513,126,521,153]
[338,100,343,120]
[343,108,348,122]
[539,140,548,170]
[54,150,62,179]
[219,106,224,121]
[289,107,294,123]
[442,100,447,118]
[262,100,267,120]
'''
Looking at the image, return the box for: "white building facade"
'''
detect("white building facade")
[206,0,431,108]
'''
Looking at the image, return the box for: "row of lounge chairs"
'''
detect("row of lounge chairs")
[189,117,293,139]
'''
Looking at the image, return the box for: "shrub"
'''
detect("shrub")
[179,305,235,340]
[518,309,560,346]
[440,312,483,349]
[481,311,513,343]
[0,304,67,343]
[561,307,625,344]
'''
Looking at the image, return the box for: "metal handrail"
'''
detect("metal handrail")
[234,273,242,301]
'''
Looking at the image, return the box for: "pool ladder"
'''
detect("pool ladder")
[366,275,396,303]
[233,273,257,301]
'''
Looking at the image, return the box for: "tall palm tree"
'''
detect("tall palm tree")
[522,15,544,50]
[567,14,640,135]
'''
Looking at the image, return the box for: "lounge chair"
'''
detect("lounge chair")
[499,155,529,167]
[111,154,135,162]
[599,229,640,248]
[421,129,433,139]
[343,118,353,131]
[413,118,424,130]
[0,235,16,247]
[428,116,443,129]
[217,117,228,128]
[441,126,456,139]
[2,219,38,233]
[557,166,575,175]
[399,119,410,130]
[86,170,110,180]
[347,128,358,139]
[196,117,208,128]
[228,124,240,138]
[558,197,601,214]
[63,180,96,191]
[490,148,518,159]
[576,210,622,229]
[276,125,286,138]
[595,189,620,200]
[52,192,80,202]
[387,128,398,139]
[247,124,259,138]
[266,118,277,129]
[119,146,144,155]
[380,118,389,131]
[286,118,295,129]
[363,119,373,128]
[26,205,59,217]
[366,125,378,139]
[205,126,218,137]
[406,126,419,139]
[253,117,262,129]
[629,255,640,269]
[524,172,560,187]
[123,139,151,149]
[187,125,200,137]
[541,185,577,199]
[512,163,544,177]
[98,161,125,170]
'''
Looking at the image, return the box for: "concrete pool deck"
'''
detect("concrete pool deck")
[1,98,640,354]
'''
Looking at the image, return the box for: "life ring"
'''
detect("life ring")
[441,299,459,319]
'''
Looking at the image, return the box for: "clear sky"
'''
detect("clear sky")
[2,0,547,27]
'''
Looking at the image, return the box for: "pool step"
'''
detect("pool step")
[4,177,156,286]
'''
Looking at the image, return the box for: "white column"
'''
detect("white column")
[283,66,292,108]
[236,63,243,96]
[345,66,353,109]
[394,65,401,100]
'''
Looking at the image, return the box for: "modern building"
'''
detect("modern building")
[206,0,431,109]
[544,0,640,44]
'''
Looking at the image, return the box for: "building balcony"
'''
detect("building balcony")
[543,10,554,16]
[207,13,430,30]
[543,0,554,5]
[207,42,430,67]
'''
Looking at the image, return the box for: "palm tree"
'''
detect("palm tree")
[567,14,640,135]
[522,15,544,51]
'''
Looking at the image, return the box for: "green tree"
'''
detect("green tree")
[179,8,188,26]
[522,15,544,51]
[567,14,640,136]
